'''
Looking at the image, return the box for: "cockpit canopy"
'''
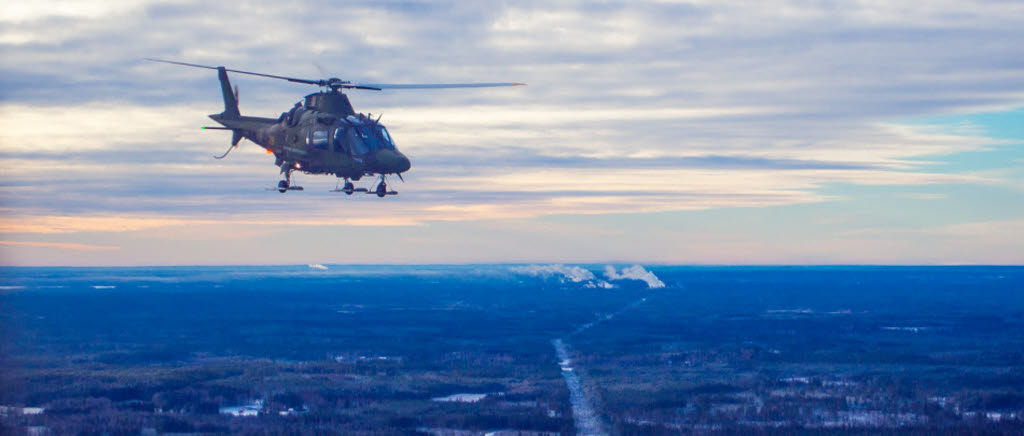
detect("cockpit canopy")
[330,117,396,155]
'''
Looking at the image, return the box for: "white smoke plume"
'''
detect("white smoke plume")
[512,264,617,289]
[585,281,616,289]
[604,265,665,289]
[512,264,595,283]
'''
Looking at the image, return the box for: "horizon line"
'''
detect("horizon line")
[2,263,1023,268]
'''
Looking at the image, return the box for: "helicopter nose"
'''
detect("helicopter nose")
[396,154,411,173]
[378,149,411,174]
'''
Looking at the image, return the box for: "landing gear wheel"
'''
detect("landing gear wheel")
[278,180,289,193]
[344,181,355,195]
[376,181,387,198]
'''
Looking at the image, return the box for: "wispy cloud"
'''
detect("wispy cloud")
[0,214,420,234]
[0,240,119,251]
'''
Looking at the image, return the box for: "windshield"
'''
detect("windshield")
[377,126,396,149]
[341,124,395,155]
[346,127,370,155]
[357,126,388,152]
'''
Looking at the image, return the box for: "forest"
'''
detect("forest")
[2,265,1023,434]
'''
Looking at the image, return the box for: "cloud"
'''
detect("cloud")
[604,265,665,288]
[2,1,1024,264]
[0,214,419,234]
[0,1,151,22]
[0,240,119,251]
[0,215,201,234]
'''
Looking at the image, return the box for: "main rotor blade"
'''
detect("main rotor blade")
[146,58,320,85]
[354,82,526,90]
[147,59,524,91]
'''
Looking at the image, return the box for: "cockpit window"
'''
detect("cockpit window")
[377,126,396,149]
[337,121,395,155]
[346,127,370,155]
[356,126,381,152]
[308,130,329,150]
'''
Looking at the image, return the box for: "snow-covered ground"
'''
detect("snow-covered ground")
[432,393,488,403]
[552,339,607,436]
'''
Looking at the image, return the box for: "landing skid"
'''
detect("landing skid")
[329,188,397,196]
[331,177,398,197]
[330,187,369,193]
[272,168,302,193]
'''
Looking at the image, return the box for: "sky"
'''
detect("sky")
[1,0,1023,266]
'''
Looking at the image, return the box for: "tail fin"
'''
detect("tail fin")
[217,67,240,119]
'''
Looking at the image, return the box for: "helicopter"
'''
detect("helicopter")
[147,58,524,196]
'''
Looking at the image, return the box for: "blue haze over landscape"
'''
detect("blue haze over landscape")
[3,265,1024,433]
